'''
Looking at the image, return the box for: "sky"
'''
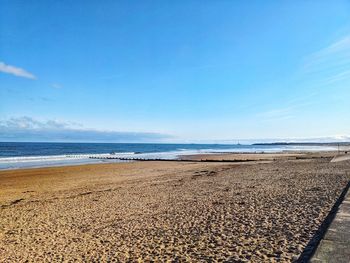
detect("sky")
[1,0,350,143]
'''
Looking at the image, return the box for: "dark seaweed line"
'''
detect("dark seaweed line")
[89,157,264,163]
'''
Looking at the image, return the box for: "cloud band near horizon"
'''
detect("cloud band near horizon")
[0,117,171,143]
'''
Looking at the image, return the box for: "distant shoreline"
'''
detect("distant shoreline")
[253,142,350,146]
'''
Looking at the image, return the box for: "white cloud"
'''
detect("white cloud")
[313,36,350,58]
[51,83,62,89]
[0,61,36,79]
[319,69,350,86]
[299,34,350,93]
[257,99,315,122]
[303,35,350,76]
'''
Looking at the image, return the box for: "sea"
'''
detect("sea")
[0,142,336,170]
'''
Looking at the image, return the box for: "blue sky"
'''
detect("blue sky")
[1,1,350,142]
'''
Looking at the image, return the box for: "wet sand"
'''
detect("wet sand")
[0,153,349,262]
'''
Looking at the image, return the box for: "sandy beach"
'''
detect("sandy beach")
[0,152,349,262]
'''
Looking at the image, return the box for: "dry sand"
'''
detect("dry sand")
[0,153,349,262]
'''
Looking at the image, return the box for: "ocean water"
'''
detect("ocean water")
[0,142,336,170]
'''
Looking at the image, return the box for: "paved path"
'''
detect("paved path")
[310,183,350,262]
[331,154,350,163]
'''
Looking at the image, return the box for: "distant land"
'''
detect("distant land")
[253,142,350,146]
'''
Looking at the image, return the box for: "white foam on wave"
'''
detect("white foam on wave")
[0,152,136,170]
[0,152,137,163]
[0,154,105,163]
